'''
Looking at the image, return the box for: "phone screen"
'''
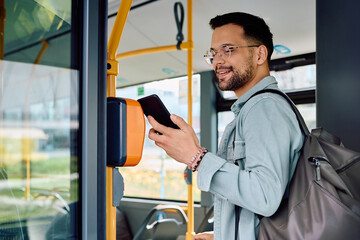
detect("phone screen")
[137,94,179,129]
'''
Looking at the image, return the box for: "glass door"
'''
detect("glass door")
[1,0,80,239]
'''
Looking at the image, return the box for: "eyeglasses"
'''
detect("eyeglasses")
[203,45,260,65]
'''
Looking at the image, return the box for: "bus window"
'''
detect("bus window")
[271,64,316,91]
[296,103,316,130]
[116,75,202,202]
[220,64,316,100]
[218,103,316,142]
[218,64,317,142]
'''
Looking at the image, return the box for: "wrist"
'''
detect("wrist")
[191,148,208,172]
[187,148,203,169]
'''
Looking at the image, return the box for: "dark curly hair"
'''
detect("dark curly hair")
[210,12,273,62]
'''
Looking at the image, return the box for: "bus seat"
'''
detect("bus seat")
[133,205,188,240]
[46,201,78,239]
[196,205,214,233]
[116,208,132,240]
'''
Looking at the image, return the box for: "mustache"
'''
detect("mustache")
[216,66,232,72]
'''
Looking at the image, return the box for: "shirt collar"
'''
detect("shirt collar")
[230,76,278,115]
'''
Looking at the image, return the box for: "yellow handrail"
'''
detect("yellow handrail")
[107,0,132,97]
[34,40,49,64]
[107,1,133,240]
[185,0,195,239]
[107,0,195,239]
[116,41,192,59]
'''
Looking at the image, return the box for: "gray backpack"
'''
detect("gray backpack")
[248,89,360,239]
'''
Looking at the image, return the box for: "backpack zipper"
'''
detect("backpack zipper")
[335,157,360,174]
[309,157,329,181]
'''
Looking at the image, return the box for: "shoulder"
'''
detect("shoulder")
[240,91,294,119]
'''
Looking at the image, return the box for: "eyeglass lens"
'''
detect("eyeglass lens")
[205,46,232,65]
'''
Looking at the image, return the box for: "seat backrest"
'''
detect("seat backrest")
[116,208,132,240]
[196,205,214,233]
[150,219,186,240]
[133,204,188,240]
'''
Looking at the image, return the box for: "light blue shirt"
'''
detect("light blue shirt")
[197,76,304,240]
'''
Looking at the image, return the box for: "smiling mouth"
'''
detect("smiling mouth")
[216,68,232,79]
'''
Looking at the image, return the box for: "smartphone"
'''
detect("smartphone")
[137,94,180,130]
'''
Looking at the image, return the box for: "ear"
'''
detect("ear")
[257,45,268,65]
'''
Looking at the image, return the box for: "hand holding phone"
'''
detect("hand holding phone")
[137,94,180,130]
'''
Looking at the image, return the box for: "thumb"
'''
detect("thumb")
[170,114,188,129]
[170,114,199,145]
[171,114,199,144]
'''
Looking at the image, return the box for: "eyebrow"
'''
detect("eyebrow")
[210,43,236,51]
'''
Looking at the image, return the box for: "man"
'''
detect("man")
[147,12,304,240]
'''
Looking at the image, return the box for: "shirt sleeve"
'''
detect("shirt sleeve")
[197,95,303,216]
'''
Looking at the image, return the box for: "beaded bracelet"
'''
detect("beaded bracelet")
[192,148,208,172]
[187,148,203,169]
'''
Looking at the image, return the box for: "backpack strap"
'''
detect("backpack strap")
[234,88,309,238]
[234,205,240,240]
[249,89,310,135]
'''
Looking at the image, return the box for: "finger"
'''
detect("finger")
[171,114,199,143]
[170,114,190,130]
[191,234,204,240]
[148,128,164,140]
[192,232,213,240]
[148,129,169,149]
[147,116,169,134]
[154,141,165,150]
[148,128,156,138]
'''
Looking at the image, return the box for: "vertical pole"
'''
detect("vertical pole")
[34,41,49,64]
[106,73,116,240]
[185,0,195,239]
[21,137,31,199]
[106,1,132,239]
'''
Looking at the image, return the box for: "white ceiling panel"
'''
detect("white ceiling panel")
[108,0,316,87]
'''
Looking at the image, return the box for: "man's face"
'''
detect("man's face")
[210,24,256,91]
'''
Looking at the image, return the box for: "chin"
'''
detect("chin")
[218,82,230,91]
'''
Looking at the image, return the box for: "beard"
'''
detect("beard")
[215,55,255,91]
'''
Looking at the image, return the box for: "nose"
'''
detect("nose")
[212,53,225,66]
